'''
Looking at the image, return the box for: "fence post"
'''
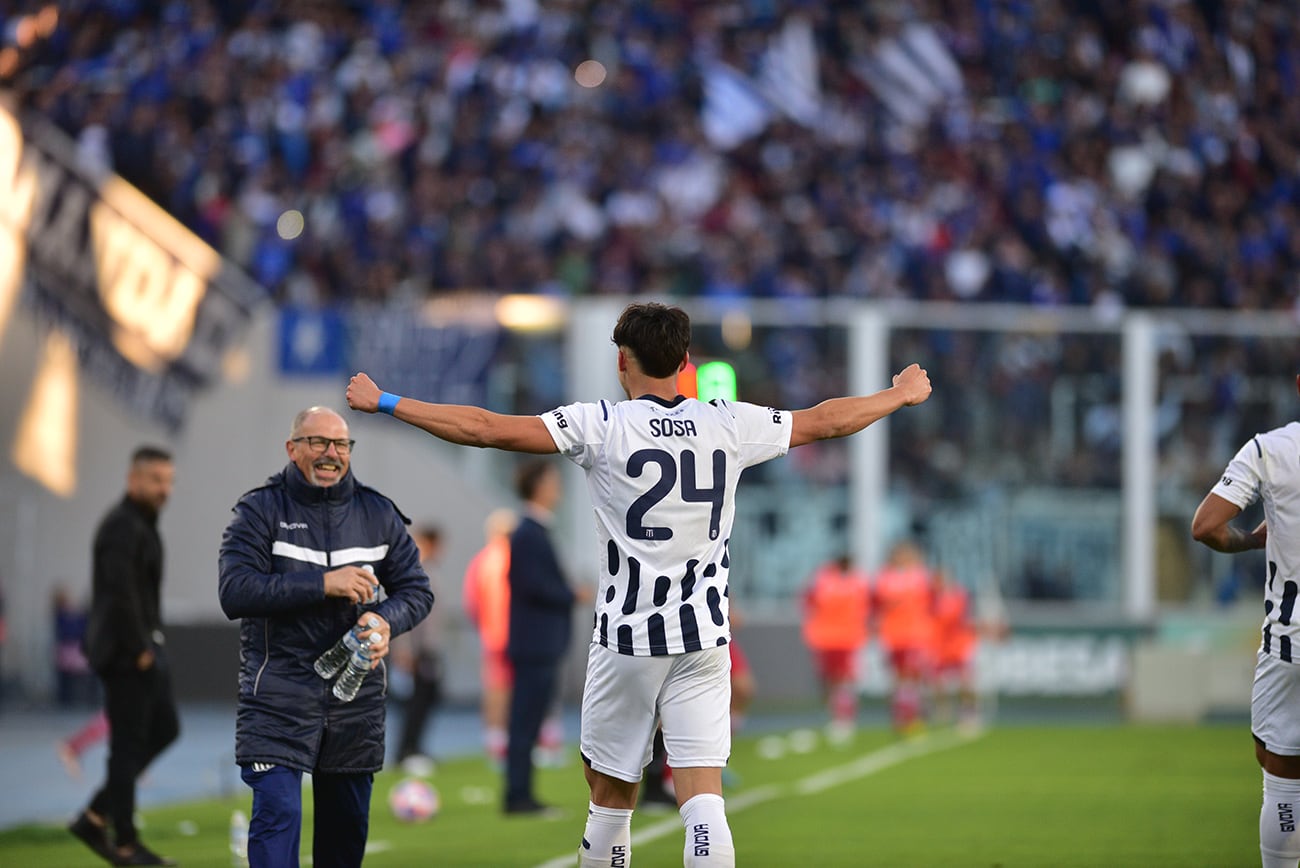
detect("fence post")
[1122,313,1158,621]
[848,306,890,572]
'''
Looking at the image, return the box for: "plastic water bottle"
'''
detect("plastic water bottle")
[332,638,372,702]
[228,809,248,865]
[313,615,379,679]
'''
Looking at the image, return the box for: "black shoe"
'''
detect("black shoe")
[640,786,677,810]
[68,811,115,864]
[504,797,563,818]
[112,842,177,866]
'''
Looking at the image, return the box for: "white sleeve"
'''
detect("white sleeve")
[540,401,606,470]
[1211,437,1263,511]
[725,400,792,468]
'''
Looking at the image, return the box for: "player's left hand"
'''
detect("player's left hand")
[357,613,391,668]
[347,372,382,413]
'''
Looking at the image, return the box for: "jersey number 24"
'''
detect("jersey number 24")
[626,448,726,542]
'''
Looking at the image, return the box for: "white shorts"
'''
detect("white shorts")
[580,642,731,783]
[1253,649,1300,755]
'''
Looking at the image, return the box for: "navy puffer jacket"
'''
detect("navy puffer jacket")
[218,464,434,774]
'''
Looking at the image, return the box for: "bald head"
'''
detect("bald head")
[290,406,346,439]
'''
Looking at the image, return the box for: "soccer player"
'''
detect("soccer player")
[462,509,517,767]
[347,302,931,867]
[872,540,937,734]
[1191,374,1300,868]
[930,568,979,729]
[801,554,873,743]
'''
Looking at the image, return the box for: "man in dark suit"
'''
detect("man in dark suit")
[70,446,180,867]
[504,460,588,814]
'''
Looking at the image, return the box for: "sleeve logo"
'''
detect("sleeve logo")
[1221,476,1233,487]
[551,409,568,429]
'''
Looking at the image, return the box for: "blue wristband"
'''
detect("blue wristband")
[377,391,401,415]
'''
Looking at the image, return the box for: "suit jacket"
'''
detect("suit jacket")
[506,514,574,664]
[83,496,164,675]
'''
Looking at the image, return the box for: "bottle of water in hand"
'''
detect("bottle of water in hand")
[314,615,379,679]
[332,638,372,702]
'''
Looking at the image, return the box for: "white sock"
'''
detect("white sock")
[1262,771,1300,868]
[578,802,633,868]
[680,793,734,867]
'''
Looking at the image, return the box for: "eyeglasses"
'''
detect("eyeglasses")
[291,436,355,454]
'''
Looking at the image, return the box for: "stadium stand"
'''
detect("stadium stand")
[3,0,1299,312]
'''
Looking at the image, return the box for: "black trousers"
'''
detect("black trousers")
[395,652,443,762]
[505,658,559,805]
[88,653,180,846]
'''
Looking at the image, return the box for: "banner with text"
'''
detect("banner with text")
[0,98,262,432]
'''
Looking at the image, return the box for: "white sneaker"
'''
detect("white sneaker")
[400,754,436,777]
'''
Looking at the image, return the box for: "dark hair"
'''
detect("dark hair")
[414,525,442,546]
[515,458,556,501]
[611,303,691,379]
[131,445,172,466]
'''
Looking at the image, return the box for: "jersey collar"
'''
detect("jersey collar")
[636,394,687,408]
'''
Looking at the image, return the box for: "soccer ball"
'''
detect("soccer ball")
[388,777,439,823]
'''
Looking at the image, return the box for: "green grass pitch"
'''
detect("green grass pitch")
[0,723,1258,867]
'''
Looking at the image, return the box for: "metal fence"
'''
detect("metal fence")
[527,300,1300,622]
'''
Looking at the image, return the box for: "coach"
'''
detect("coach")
[218,406,433,868]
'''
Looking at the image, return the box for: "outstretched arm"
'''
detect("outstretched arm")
[347,372,558,454]
[789,363,931,448]
[1191,492,1267,553]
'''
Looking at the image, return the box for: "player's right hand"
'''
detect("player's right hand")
[347,372,381,413]
[893,363,932,406]
[324,565,379,603]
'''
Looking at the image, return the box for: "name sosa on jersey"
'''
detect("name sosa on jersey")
[648,419,698,437]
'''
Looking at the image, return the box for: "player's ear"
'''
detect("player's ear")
[617,348,628,372]
[678,352,690,373]
[1295,374,1300,398]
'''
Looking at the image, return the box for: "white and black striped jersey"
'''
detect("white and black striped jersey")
[1212,421,1300,662]
[542,395,792,656]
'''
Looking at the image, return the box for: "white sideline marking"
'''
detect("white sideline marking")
[530,727,984,868]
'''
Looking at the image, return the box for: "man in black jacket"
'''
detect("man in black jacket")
[504,459,589,814]
[218,407,433,868]
[69,446,180,867]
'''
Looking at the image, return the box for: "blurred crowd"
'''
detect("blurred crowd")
[4,0,1300,312]
[6,0,1300,594]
